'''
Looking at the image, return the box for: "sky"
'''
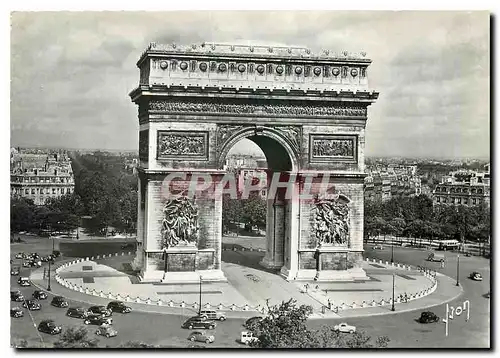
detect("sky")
[10,11,490,159]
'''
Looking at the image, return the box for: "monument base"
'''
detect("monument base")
[138,269,227,283]
[260,256,284,270]
[314,267,369,282]
[279,266,298,281]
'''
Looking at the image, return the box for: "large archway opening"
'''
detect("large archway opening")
[220,133,296,275]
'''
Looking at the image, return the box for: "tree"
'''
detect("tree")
[240,193,267,231]
[248,299,389,348]
[53,327,99,348]
[11,197,35,232]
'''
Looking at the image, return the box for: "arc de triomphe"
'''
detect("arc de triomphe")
[129,42,379,283]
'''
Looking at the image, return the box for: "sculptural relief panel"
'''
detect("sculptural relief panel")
[160,197,199,249]
[157,131,209,160]
[311,195,350,248]
[309,135,357,163]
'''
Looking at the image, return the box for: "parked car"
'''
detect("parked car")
[23,300,41,311]
[333,322,356,333]
[37,320,62,335]
[88,305,112,317]
[84,314,113,326]
[240,331,258,345]
[52,251,61,258]
[244,316,263,328]
[182,316,216,330]
[11,291,24,302]
[188,331,215,344]
[96,325,118,338]
[51,296,69,308]
[470,272,483,281]
[15,253,23,259]
[199,310,226,321]
[66,307,89,319]
[18,277,31,287]
[373,245,384,250]
[464,252,471,257]
[107,301,131,313]
[32,290,48,300]
[418,311,439,323]
[427,253,445,262]
[22,262,31,268]
[10,307,24,318]
[11,267,20,276]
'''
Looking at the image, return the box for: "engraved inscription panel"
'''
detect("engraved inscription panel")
[310,135,357,163]
[157,131,208,160]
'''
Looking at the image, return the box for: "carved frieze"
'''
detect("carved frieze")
[310,135,357,163]
[161,197,199,249]
[157,131,209,160]
[274,126,301,155]
[216,125,245,157]
[312,195,350,247]
[149,100,367,118]
[139,130,149,161]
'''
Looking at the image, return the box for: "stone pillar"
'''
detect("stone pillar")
[261,198,285,269]
[280,182,300,280]
[132,175,145,270]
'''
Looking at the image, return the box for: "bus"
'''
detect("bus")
[437,240,460,251]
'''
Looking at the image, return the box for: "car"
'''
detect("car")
[66,307,89,319]
[37,320,62,335]
[10,307,24,318]
[373,245,384,250]
[187,331,215,344]
[240,331,259,345]
[11,291,25,302]
[244,316,263,328]
[21,253,29,259]
[418,311,439,323]
[182,316,216,330]
[32,290,48,300]
[464,252,472,257]
[31,261,42,268]
[470,272,483,281]
[22,261,31,268]
[84,314,113,326]
[107,301,132,313]
[51,296,69,308]
[11,267,20,276]
[485,291,491,299]
[333,322,356,333]
[23,300,41,311]
[52,251,61,258]
[427,253,445,262]
[121,243,135,249]
[88,305,112,317]
[15,253,23,259]
[199,310,226,321]
[18,277,31,287]
[96,325,118,338]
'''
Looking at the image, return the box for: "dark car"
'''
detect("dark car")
[107,301,131,313]
[11,267,20,276]
[88,305,112,317]
[51,296,69,308]
[11,291,24,302]
[470,272,483,281]
[244,316,263,328]
[66,307,89,319]
[32,290,48,300]
[84,314,113,326]
[418,311,439,324]
[10,307,24,318]
[23,300,41,311]
[182,316,216,330]
[121,243,135,250]
[37,320,62,335]
[52,251,61,258]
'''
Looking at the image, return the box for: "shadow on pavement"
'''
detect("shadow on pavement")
[222,244,279,275]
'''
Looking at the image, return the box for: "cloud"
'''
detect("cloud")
[10,11,490,158]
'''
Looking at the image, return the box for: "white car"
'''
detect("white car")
[333,323,356,333]
[240,331,259,345]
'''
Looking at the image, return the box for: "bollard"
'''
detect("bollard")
[157,300,162,306]
[362,301,367,308]
[136,297,141,303]
[146,298,151,304]
[168,301,174,307]
[205,303,211,309]
[218,304,223,310]
[96,255,100,259]
[125,295,131,302]
[385,261,389,265]
[121,252,125,256]
[231,304,236,311]
[351,302,357,309]
[244,304,249,311]
[180,301,185,308]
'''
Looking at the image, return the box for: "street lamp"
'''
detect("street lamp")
[391,238,394,263]
[47,259,52,291]
[456,254,460,287]
[391,272,395,311]
[198,274,202,315]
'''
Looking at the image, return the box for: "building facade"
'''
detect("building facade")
[364,165,421,201]
[432,166,490,207]
[10,148,75,205]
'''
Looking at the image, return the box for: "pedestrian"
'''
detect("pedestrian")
[305,283,309,293]
[440,260,445,269]
[328,299,332,309]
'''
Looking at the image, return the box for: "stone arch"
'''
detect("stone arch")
[217,126,299,172]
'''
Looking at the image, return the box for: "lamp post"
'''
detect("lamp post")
[47,259,52,291]
[198,274,202,315]
[456,254,460,286]
[391,238,394,263]
[391,272,395,311]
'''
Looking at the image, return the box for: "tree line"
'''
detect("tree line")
[364,195,490,243]
[11,152,138,236]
